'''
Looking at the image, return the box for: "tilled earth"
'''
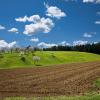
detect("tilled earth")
[0,61,100,97]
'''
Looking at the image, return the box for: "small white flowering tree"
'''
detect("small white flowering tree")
[32,56,40,65]
[19,51,25,56]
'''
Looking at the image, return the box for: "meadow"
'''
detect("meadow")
[0,51,100,69]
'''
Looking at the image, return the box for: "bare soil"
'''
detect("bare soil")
[0,61,100,97]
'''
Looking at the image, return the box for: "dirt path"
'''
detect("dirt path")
[0,61,100,97]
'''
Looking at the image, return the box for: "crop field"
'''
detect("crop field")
[0,61,100,99]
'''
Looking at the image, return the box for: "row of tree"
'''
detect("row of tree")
[0,42,100,55]
[43,42,100,55]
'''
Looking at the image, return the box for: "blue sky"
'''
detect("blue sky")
[0,0,100,48]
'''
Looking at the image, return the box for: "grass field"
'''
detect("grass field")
[3,94,100,100]
[0,51,100,69]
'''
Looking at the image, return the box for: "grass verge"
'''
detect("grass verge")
[3,94,100,100]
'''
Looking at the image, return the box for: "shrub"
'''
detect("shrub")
[0,53,4,58]
[21,57,26,62]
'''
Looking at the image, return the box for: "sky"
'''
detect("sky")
[0,0,100,48]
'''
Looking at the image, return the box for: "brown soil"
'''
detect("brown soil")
[0,61,100,97]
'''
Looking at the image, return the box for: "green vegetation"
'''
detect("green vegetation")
[3,94,100,100]
[0,51,100,69]
[94,78,100,88]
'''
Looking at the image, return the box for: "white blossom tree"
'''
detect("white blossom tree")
[32,56,40,65]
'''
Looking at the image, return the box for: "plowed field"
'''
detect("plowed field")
[0,61,100,97]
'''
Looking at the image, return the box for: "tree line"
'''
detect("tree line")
[43,42,100,55]
[0,42,100,55]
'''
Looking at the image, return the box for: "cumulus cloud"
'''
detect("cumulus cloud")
[23,17,54,35]
[0,25,5,30]
[15,15,40,23]
[8,41,17,48]
[30,38,39,42]
[83,0,100,4]
[95,21,100,24]
[8,28,19,33]
[73,40,88,46]
[60,41,70,46]
[83,32,96,38]
[16,14,54,35]
[15,16,28,22]
[45,3,66,19]
[0,40,17,49]
[38,42,57,48]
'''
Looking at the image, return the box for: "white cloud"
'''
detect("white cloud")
[8,41,17,48]
[30,38,39,42]
[38,42,57,48]
[83,0,100,4]
[0,25,5,30]
[83,32,96,38]
[93,41,98,44]
[15,15,40,23]
[62,0,100,3]
[45,3,66,19]
[60,41,70,46]
[83,33,92,38]
[38,41,71,48]
[73,40,88,46]
[15,16,28,22]
[83,0,95,3]
[23,17,54,35]
[95,21,100,24]
[0,40,17,49]
[8,28,19,33]
[16,15,54,35]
